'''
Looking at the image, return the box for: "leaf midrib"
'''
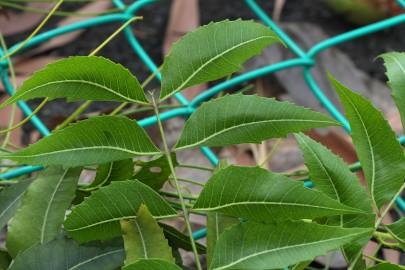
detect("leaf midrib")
[339,89,376,205]
[194,201,360,214]
[69,248,124,270]
[298,136,343,226]
[162,35,277,100]
[66,214,178,232]
[40,169,69,243]
[0,192,25,222]
[134,219,148,259]
[212,230,368,270]
[14,79,147,104]
[176,118,337,149]
[7,145,160,159]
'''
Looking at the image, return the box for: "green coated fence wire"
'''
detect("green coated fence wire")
[0,0,405,244]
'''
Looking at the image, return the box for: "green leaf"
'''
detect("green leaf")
[386,218,405,244]
[295,133,375,259]
[64,180,177,243]
[0,56,148,109]
[380,52,405,127]
[160,20,281,101]
[122,259,182,270]
[0,251,11,270]
[210,220,373,270]
[175,95,340,150]
[193,166,365,222]
[134,153,177,191]
[159,222,206,254]
[79,159,134,192]
[0,179,32,228]
[367,263,405,270]
[2,116,160,167]
[207,213,239,265]
[332,75,405,209]
[7,166,81,257]
[9,237,124,270]
[121,205,174,265]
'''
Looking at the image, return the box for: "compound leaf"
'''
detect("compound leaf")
[1,116,160,167]
[121,205,174,265]
[295,133,375,259]
[122,259,182,270]
[332,75,405,209]
[64,180,176,243]
[0,179,32,229]
[193,166,365,222]
[160,20,281,101]
[7,166,81,257]
[210,220,372,270]
[9,237,124,270]
[175,95,340,150]
[380,52,405,127]
[0,56,148,109]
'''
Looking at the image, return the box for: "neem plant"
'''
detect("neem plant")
[0,20,404,270]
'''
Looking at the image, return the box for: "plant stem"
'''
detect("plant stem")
[0,98,48,134]
[373,231,400,248]
[174,177,205,187]
[177,163,214,172]
[0,1,121,17]
[363,254,387,264]
[259,138,281,168]
[151,95,202,270]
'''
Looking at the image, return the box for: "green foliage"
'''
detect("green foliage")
[331,75,405,209]
[7,166,81,257]
[175,94,340,150]
[0,56,148,109]
[385,218,405,244]
[0,179,32,228]
[1,116,159,167]
[159,222,206,254]
[9,237,124,270]
[134,154,178,190]
[160,20,281,101]
[0,19,404,270]
[210,220,372,270]
[206,213,239,265]
[122,259,182,270]
[0,251,11,270]
[64,180,176,243]
[121,205,174,265]
[79,159,133,192]
[295,133,375,258]
[381,52,405,127]
[366,263,405,270]
[194,166,364,222]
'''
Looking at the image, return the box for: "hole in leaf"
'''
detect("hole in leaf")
[149,167,162,173]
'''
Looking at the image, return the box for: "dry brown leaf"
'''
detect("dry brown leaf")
[0,3,50,36]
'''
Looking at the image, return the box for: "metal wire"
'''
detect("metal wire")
[0,0,404,241]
